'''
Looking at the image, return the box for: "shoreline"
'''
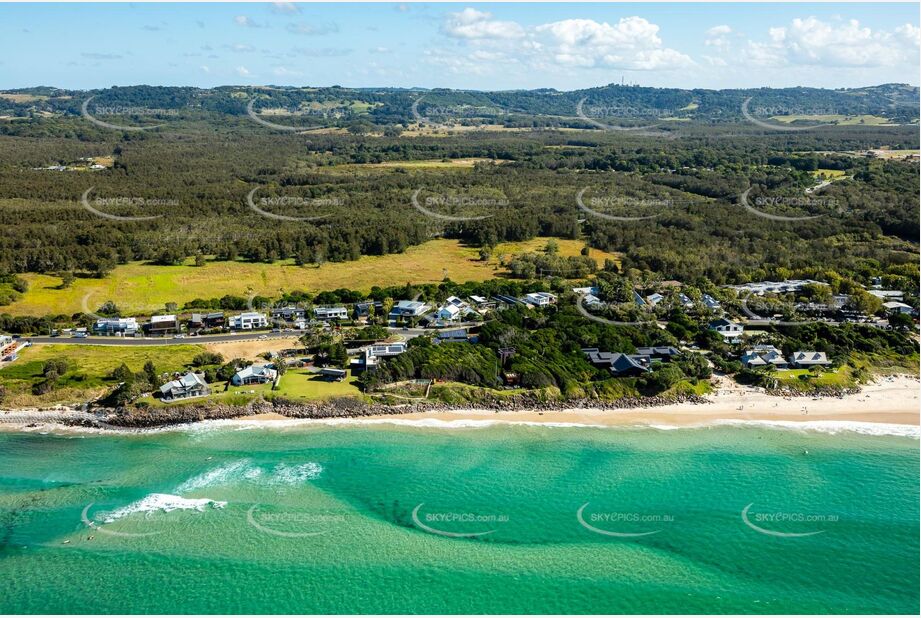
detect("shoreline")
[1,375,918,435]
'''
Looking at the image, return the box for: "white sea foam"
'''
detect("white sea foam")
[269,462,323,483]
[709,419,920,438]
[174,459,254,493]
[101,493,226,523]
[174,459,323,493]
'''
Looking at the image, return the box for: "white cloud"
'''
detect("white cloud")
[286,22,338,36]
[437,11,692,72]
[743,17,918,68]
[535,17,692,70]
[271,2,300,14]
[705,25,732,51]
[896,23,920,46]
[234,15,263,28]
[235,66,251,76]
[706,25,732,37]
[443,8,525,40]
[200,65,210,73]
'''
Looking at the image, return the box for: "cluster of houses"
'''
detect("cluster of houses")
[740,345,831,369]
[159,362,279,401]
[575,285,722,313]
[83,290,570,338]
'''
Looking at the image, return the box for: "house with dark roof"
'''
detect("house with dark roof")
[189,312,225,330]
[634,346,680,361]
[708,318,744,341]
[582,348,650,377]
[148,314,179,335]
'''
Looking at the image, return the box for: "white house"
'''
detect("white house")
[390,300,430,319]
[709,318,744,341]
[363,342,407,367]
[314,306,349,321]
[883,301,914,315]
[435,296,471,322]
[789,351,831,368]
[93,317,139,336]
[868,290,904,301]
[524,292,557,307]
[159,372,210,401]
[231,364,277,386]
[229,312,268,330]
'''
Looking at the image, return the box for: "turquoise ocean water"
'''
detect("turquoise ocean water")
[0,421,918,614]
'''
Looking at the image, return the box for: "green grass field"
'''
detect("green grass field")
[0,343,205,406]
[811,169,848,179]
[772,366,854,391]
[770,114,894,126]
[6,237,617,317]
[270,368,363,401]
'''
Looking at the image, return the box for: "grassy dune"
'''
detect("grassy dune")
[0,344,205,407]
[8,238,617,316]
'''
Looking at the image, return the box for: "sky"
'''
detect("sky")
[0,2,918,91]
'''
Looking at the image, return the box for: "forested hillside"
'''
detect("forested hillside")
[0,84,917,298]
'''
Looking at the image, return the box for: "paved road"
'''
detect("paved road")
[24,324,475,346]
[26,332,300,346]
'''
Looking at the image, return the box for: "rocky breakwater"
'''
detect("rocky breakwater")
[271,392,711,419]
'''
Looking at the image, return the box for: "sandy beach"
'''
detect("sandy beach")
[2,375,918,433]
[366,375,921,428]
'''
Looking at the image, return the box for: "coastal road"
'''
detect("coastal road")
[23,324,475,346]
[25,333,300,346]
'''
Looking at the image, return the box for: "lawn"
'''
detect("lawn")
[811,169,848,179]
[772,367,854,390]
[0,343,205,406]
[269,368,364,401]
[7,237,618,317]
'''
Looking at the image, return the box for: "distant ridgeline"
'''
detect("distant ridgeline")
[1,83,919,127]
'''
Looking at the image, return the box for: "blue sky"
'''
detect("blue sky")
[1,2,918,91]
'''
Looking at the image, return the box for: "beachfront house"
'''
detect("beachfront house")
[231,364,278,386]
[319,368,347,381]
[708,318,744,341]
[229,312,269,330]
[740,345,789,369]
[159,372,210,401]
[582,348,650,377]
[789,351,831,368]
[363,342,407,368]
[634,346,680,362]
